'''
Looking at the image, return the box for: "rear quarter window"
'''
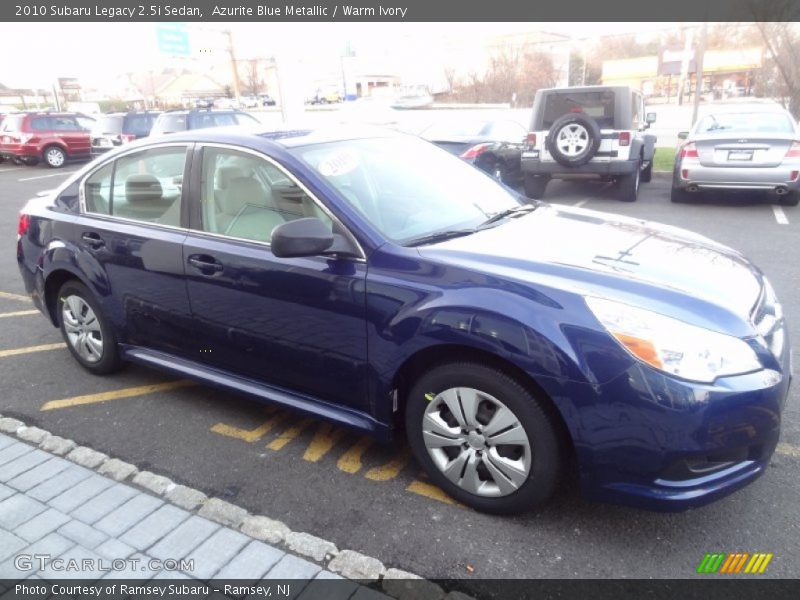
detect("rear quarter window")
[1,115,24,132]
[542,91,616,129]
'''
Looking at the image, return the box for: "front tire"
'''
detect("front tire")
[43,145,67,168]
[57,281,121,375]
[405,362,562,514]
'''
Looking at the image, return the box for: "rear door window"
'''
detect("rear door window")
[51,116,80,131]
[29,117,52,131]
[542,91,616,129]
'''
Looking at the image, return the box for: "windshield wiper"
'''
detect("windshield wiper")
[478,204,538,228]
[404,228,476,247]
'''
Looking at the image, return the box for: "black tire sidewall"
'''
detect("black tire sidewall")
[57,280,121,374]
[546,113,601,167]
[405,362,562,514]
[617,162,641,202]
[523,174,549,199]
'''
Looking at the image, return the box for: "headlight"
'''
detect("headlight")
[586,297,761,383]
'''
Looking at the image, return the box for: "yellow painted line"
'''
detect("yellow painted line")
[303,423,346,462]
[364,447,411,481]
[776,442,800,458]
[0,291,30,302]
[758,553,773,574]
[210,408,286,443]
[337,437,374,474]
[406,480,465,507]
[267,418,315,451]
[0,310,39,318]
[0,342,65,358]
[41,380,194,411]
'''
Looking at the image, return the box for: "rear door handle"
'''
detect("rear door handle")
[81,232,105,249]
[188,254,224,274]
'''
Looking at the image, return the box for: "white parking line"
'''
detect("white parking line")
[18,170,78,182]
[573,199,589,207]
[0,167,26,173]
[772,205,789,225]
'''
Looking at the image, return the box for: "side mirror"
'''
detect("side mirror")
[678,131,689,140]
[646,112,657,124]
[271,217,334,258]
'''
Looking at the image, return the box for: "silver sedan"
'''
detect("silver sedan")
[672,109,800,206]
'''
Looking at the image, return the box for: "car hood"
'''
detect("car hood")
[418,204,763,333]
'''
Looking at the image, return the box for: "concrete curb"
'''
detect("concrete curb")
[0,415,467,600]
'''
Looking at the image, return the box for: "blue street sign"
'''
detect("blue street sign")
[156,23,190,56]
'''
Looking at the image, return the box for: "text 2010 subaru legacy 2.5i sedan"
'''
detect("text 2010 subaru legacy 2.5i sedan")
[17,127,791,514]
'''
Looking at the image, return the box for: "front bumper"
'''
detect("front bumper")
[521,154,638,178]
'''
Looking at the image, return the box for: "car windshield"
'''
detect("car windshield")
[695,112,795,134]
[291,136,521,244]
[92,116,124,135]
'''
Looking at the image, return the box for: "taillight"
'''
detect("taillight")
[17,213,30,238]
[526,133,536,146]
[120,134,137,143]
[679,142,699,159]
[460,143,491,160]
[785,141,800,158]
[618,132,631,147]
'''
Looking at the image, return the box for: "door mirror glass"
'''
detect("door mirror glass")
[271,217,334,258]
[646,112,657,124]
[678,131,689,140]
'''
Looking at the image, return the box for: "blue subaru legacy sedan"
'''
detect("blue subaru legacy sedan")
[16,127,791,514]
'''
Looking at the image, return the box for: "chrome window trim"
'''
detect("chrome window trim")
[192,142,366,261]
[78,141,192,234]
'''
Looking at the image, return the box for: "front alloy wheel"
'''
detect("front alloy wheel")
[44,146,66,168]
[406,362,562,514]
[423,387,531,497]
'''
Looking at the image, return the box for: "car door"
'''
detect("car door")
[182,144,370,411]
[79,143,194,354]
[52,115,90,157]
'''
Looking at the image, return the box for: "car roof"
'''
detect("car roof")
[145,125,401,149]
[537,85,633,94]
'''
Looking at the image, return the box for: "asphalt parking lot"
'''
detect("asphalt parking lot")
[0,160,798,585]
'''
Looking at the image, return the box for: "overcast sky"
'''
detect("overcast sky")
[0,22,693,89]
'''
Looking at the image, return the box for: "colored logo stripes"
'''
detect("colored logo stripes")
[697,553,773,574]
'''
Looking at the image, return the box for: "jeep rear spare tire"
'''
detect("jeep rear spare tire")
[545,112,602,168]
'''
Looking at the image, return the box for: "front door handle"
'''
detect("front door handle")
[188,254,224,274]
[81,232,105,249]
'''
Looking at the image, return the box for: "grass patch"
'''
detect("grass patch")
[652,147,675,172]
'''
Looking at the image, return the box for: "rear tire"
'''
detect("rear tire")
[405,362,563,514]
[616,162,640,202]
[641,160,653,183]
[780,191,799,207]
[57,281,122,375]
[523,174,549,199]
[671,186,691,203]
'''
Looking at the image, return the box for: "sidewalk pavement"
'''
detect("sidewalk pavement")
[0,431,395,599]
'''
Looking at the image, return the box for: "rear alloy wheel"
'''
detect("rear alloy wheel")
[43,145,66,168]
[406,362,562,514]
[57,281,121,374]
[616,162,640,202]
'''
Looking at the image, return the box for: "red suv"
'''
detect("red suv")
[0,112,95,168]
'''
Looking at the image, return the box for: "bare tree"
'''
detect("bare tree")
[244,59,262,96]
[755,22,800,116]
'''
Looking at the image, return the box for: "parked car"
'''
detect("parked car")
[17,127,790,514]
[149,108,260,136]
[259,94,277,107]
[90,111,161,156]
[0,112,95,168]
[238,96,260,109]
[420,118,527,185]
[672,108,800,206]
[521,85,657,202]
